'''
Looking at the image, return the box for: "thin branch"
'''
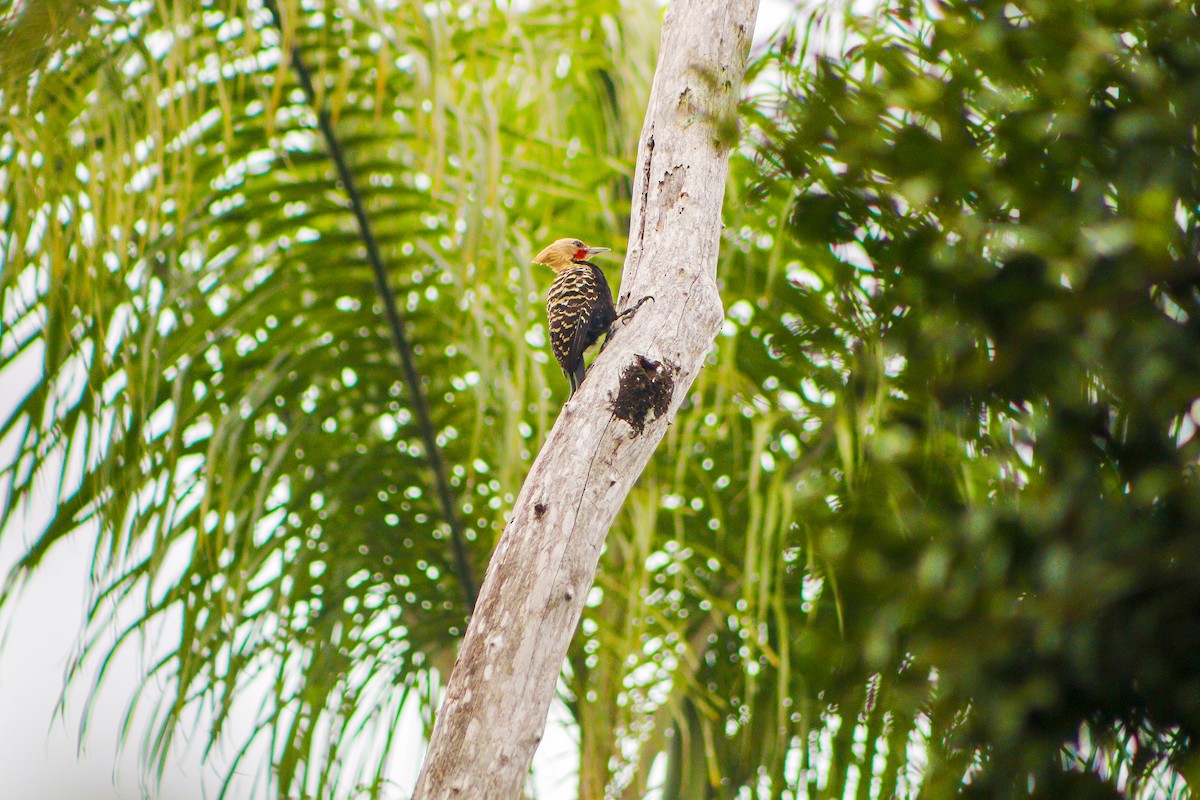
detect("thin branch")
[262,0,477,612]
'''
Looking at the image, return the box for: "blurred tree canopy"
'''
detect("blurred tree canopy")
[2,0,1200,797]
[731,0,1200,795]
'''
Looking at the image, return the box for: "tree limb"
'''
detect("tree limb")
[263,0,477,611]
[411,1,760,796]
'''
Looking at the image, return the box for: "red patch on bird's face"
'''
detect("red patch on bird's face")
[574,248,589,261]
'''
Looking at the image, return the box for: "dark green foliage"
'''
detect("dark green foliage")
[719,0,1200,794]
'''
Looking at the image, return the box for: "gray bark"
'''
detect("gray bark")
[411,1,760,797]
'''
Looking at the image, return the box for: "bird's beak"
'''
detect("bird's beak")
[586,247,610,256]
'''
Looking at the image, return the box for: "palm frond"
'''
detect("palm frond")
[1,0,653,794]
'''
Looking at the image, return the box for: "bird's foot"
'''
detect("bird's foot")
[602,296,654,355]
[617,295,654,322]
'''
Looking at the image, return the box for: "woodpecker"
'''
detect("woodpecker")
[534,237,617,395]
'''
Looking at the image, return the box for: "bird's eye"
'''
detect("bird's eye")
[572,240,583,248]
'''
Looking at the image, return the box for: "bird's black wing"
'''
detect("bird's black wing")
[548,262,617,395]
[568,265,615,369]
[565,276,599,385]
[588,263,617,331]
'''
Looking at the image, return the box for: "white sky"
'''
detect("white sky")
[0,3,801,799]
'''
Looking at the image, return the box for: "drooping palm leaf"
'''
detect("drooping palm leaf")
[0,0,655,794]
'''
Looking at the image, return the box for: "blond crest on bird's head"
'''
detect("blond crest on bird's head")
[533,238,610,272]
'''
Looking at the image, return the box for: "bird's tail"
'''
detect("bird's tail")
[568,362,586,396]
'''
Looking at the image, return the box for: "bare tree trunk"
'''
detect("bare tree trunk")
[411,1,760,797]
